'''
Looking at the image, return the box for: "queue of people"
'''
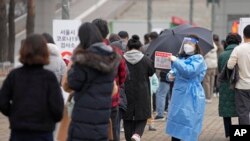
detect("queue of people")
[1,18,250,141]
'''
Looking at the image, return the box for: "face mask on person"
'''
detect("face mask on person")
[183,44,195,55]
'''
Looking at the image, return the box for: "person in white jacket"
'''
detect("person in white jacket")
[44,43,67,83]
[227,25,250,125]
[203,42,218,103]
[42,33,67,83]
[42,33,67,141]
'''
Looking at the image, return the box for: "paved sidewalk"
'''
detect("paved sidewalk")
[0,96,236,141]
[119,96,236,141]
[0,113,9,141]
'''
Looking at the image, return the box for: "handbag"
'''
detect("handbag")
[66,94,74,117]
[108,118,113,140]
[218,62,239,89]
[218,64,230,82]
[229,64,239,90]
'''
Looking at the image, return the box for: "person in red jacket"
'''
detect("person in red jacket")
[109,33,129,136]
[93,19,127,141]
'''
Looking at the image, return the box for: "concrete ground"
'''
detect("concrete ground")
[0,96,236,141]
[119,96,236,141]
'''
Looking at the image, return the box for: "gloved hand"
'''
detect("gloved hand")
[167,55,177,62]
[168,70,175,81]
[168,73,175,82]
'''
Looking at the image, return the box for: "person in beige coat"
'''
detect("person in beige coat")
[203,42,218,103]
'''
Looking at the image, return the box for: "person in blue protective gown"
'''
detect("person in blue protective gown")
[165,35,207,141]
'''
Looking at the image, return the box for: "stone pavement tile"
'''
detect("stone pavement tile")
[0,96,236,141]
[120,121,171,141]
[119,97,233,141]
[0,113,9,141]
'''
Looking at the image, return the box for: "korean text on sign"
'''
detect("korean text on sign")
[154,51,172,69]
[53,20,81,54]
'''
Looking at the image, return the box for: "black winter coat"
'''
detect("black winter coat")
[67,43,120,141]
[0,65,64,132]
[123,50,155,120]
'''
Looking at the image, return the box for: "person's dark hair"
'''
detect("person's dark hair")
[144,33,150,45]
[78,22,103,49]
[127,35,142,50]
[225,33,242,46]
[213,34,220,42]
[109,33,121,43]
[92,18,109,39]
[42,33,55,44]
[243,25,250,38]
[179,34,201,57]
[149,32,158,41]
[19,34,49,65]
[118,31,129,39]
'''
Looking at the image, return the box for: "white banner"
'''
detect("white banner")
[53,20,81,59]
[239,18,250,40]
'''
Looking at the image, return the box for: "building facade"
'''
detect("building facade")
[214,0,250,39]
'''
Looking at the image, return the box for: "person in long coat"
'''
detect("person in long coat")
[218,33,241,138]
[123,35,155,141]
[66,22,120,141]
[0,34,64,141]
[166,35,207,141]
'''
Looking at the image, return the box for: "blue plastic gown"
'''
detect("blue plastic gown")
[166,54,207,141]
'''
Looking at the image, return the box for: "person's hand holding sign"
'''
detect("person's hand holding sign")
[168,70,175,82]
[166,54,176,82]
[167,54,177,62]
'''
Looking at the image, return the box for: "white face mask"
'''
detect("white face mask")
[183,44,195,55]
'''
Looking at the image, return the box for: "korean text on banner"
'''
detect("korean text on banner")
[154,51,172,69]
[53,20,81,58]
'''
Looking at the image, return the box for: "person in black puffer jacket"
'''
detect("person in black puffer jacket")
[66,22,120,141]
[0,34,64,141]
